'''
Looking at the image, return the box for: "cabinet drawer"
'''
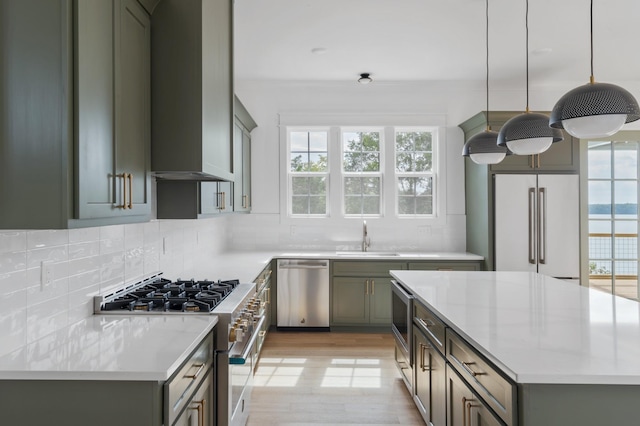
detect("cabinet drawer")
[413,302,445,355]
[446,329,516,425]
[166,333,214,425]
[332,260,405,277]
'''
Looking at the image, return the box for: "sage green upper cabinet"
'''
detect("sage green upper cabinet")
[459,111,579,173]
[233,97,257,213]
[156,181,233,219]
[0,0,151,229]
[76,0,151,220]
[151,0,234,181]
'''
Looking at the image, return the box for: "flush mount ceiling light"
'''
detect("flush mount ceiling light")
[497,0,563,156]
[358,73,372,84]
[549,0,640,139]
[462,0,509,165]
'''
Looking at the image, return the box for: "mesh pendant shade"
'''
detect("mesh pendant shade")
[497,112,564,155]
[462,130,509,164]
[550,82,640,138]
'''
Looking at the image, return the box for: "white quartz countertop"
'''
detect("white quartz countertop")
[390,270,640,386]
[180,250,483,284]
[0,315,217,381]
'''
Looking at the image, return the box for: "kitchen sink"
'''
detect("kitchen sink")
[335,251,400,257]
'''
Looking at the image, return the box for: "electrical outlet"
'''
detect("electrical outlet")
[40,260,53,291]
[290,225,297,236]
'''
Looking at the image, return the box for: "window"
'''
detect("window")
[587,137,639,300]
[288,130,328,216]
[342,130,382,216]
[395,130,435,216]
[281,115,444,222]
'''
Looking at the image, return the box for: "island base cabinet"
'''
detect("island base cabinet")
[414,327,446,426]
[447,365,504,426]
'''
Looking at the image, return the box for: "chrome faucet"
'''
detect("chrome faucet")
[362,220,370,252]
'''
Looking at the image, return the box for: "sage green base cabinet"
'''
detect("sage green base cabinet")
[414,326,446,426]
[331,261,405,327]
[0,0,151,229]
[446,365,503,426]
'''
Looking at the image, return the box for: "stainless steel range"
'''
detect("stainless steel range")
[95,273,264,426]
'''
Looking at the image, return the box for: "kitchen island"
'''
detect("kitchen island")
[391,270,640,425]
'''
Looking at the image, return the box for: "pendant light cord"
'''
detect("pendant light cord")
[485,0,490,130]
[590,0,594,83]
[525,0,530,112]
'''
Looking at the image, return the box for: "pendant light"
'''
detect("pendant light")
[462,0,509,165]
[497,0,563,156]
[549,0,640,138]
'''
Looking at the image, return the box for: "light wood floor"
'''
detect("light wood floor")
[247,331,424,426]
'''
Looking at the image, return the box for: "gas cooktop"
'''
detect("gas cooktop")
[99,276,241,313]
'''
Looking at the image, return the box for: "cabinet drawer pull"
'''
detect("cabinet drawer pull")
[117,173,127,209]
[190,399,205,426]
[463,397,481,426]
[365,279,369,295]
[184,363,206,380]
[461,361,486,377]
[242,194,248,209]
[371,279,375,295]
[419,343,431,372]
[417,317,436,328]
[127,173,133,209]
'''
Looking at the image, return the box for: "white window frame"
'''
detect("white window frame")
[340,127,384,217]
[279,113,447,227]
[286,127,330,217]
[394,126,438,218]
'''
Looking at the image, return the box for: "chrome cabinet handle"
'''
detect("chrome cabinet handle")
[371,279,375,295]
[461,361,486,377]
[538,187,546,264]
[242,194,249,209]
[528,187,536,264]
[365,279,369,295]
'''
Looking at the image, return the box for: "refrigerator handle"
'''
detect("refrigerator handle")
[538,187,546,264]
[528,188,536,264]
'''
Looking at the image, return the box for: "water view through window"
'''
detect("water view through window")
[588,139,639,300]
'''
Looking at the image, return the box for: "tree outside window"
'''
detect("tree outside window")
[289,131,328,216]
[395,131,434,216]
[342,131,381,215]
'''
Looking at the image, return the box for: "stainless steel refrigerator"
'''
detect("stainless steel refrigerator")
[494,174,580,280]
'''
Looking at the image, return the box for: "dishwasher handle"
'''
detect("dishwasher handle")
[278,260,329,269]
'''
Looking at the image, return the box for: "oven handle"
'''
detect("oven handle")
[229,314,266,365]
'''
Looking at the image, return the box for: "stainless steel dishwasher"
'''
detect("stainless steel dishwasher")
[277,259,330,328]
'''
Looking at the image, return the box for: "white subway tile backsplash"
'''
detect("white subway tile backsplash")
[0,218,233,352]
[69,227,100,244]
[0,251,27,275]
[0,231,26,255]
[26,229,68,250]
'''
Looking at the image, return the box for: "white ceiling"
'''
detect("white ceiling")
[234,0,640,86]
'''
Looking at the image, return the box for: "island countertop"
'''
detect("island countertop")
[390,270,640,385]
[0,315,218,381]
